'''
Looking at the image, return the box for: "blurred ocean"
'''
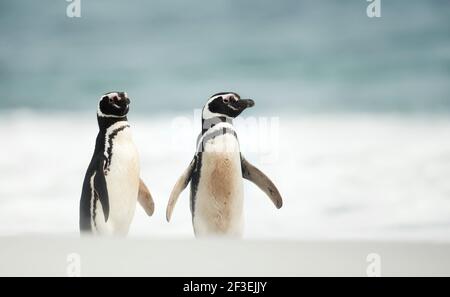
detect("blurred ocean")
[0,1,450,240]
[0,0,449,113]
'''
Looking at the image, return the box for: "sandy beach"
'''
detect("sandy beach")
[0,236,449,277]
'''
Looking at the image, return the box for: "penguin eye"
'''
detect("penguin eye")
[223,97,230,104]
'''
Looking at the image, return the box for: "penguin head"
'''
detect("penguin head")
[202,92,255,120]
[98,92,131,118]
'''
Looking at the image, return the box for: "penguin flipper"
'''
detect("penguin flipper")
[166,158,196,222]
[241,156,283,209]
[94,159,110,221]
[138,178,155,217]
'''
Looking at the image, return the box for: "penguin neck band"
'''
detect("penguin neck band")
[197,127,237,153]
[97,115,128,131]
[202,116,233,134]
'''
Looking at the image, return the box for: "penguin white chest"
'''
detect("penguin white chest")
[95,127,140,235]
[193,134,244,237]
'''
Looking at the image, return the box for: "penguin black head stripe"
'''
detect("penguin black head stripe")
[98,92,131,118]
[202,92,255,120]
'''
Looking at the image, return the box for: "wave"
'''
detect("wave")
[0,111,450,239]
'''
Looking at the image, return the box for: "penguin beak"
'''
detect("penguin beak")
[238,99,255,111]
[123,103,130,115]
[242,99,255,108]
[119,96,130,115]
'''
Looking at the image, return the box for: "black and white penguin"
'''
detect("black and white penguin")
[166,92,283,237]
[79,92,154,236]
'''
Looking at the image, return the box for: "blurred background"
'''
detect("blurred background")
[0,0,449,240]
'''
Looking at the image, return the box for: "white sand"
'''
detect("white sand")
[1,237,450,277]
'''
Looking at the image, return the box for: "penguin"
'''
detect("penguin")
[166,92,283,237]
[79,92,154,236]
